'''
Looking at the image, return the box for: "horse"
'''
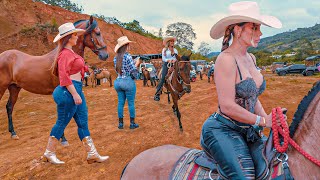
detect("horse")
[89,68,112,87]
[141,67,156,87]
[160,54,192,131]
[0,16,109,143]
[121,81,320,180]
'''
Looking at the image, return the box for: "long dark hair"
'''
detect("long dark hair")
[221,22,246,52]
[115,44,129,75]
[51,34,73,76]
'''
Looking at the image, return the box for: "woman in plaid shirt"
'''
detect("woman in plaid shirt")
[113,36,140,129]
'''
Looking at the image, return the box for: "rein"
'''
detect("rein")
[272,107,320,166]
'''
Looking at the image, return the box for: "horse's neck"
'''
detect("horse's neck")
[287,93,320,179]
[73,39,85,57]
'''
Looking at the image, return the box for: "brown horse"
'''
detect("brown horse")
[89,68,112,87]
[0,16,109,142]
[162,54,192,131]
[141,67,156,87]
[121,81,320,179]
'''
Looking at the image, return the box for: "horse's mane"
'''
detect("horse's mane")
[74,19,87,26]
[289,81,320,137]
[74,19,98,32]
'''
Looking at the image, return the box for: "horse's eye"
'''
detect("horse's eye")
[96,32,101,36]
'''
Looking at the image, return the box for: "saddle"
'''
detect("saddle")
[169,134,293,180]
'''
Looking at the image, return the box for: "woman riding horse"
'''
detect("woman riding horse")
[154,36,178,101]
[201,1,286,179]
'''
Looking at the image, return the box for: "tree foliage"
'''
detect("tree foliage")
[165,22,196,50]
[198,42,211,57]
[34,0,83,13]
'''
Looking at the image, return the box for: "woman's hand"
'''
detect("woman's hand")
[265,108,288,128]
[73,93,82,105]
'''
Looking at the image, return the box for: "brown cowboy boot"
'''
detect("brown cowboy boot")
[43,136,65,164]
[82,136,109,164]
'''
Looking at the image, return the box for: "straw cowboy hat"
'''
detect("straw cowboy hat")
[53,22,85,43]
[210,1,282,39]
[114,36,135,53]
[163,36,176,46]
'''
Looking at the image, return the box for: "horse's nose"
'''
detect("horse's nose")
[99,51,109,61]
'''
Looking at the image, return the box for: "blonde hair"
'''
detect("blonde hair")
[51,34,73,76]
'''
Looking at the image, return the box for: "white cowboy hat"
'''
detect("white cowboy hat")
[114,36,135,53]
[210,1,282,39]
[163,36,176,46]
[53,22,85,43]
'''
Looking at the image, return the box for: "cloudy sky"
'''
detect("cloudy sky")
[71,0,320,52]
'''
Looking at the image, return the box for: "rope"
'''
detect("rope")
[272,107,320,166]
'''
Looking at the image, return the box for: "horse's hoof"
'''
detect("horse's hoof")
[61,141,69,147]
[11,135,19,140]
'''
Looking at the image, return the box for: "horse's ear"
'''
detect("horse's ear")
[89,16,94,25]
[176,54,181,61]
[188,52,192,57]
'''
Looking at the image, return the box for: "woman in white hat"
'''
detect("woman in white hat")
[113,36,140,129]
[200,1,287,179]
[154,36,178,101]
[43,22,109,164]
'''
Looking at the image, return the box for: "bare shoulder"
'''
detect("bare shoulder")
[215,52,236,69]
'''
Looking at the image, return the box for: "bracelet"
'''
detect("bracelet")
[254,115,261,126]
[262,117,266,127]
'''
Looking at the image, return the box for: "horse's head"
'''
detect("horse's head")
[74,16,109,60]
[175,53,192,93]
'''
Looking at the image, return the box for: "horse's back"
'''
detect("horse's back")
[121,145,189,180]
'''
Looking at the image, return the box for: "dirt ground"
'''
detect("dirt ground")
[0,72,318,179]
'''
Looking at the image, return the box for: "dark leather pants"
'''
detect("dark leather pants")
[201,113,264,180]
[155,62,168,95]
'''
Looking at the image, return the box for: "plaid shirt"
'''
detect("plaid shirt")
[114,52,139,79]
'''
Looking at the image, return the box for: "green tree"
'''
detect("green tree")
[34,0,83,13]
[165,22,196,50]
[198,42,211,57]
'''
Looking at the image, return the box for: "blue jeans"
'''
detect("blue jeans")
[50,80,90,141]
[155,62,168,94]
[201,113,259,179]
[114,77,136,118]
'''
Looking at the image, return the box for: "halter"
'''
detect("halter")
[83,20,107,53]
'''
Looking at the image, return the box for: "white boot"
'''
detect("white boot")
[43,136,65,164]
[82,136,109,164]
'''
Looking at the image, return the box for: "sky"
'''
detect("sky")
[71,0,320,52]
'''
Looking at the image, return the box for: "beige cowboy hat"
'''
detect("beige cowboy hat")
[53,22,85,43]
[163,36,176,46]
[114,36,135,53]
[210,1,282,39]
[147,68,153,72]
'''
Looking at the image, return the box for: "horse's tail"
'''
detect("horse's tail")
[290,80,320,137]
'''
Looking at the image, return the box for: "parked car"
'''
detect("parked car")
[276,64,306,76]
[271,62,286,73]
[302,66,320,76]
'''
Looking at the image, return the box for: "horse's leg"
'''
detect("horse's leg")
[200,72,203,80]
[173,98,183,131]
[6,84,21,139]
[109,76,112,87]
[167,89,170,104]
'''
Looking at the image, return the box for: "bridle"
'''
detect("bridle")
[175,60,191,87]
[83,20,106,53]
